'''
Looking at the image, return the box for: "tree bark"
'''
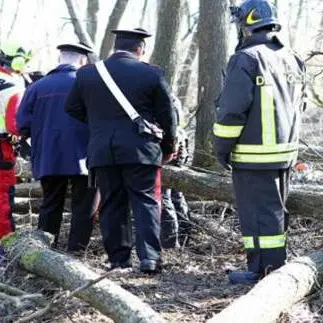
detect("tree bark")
[193,0,228,169]
[15,166,323,218]
[64,0,93,46]
[207,250,323,323]
[176,30,198,107]
[150,0,185,86]
[86,0,99,43]
[99,0,130,59]
[1,231,166,323]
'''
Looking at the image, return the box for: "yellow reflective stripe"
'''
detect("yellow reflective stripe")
[233,143,298,154]
[242,236,254,249]
[213,123,244,138]
[231,151,297,163]
[0,115,5,132]
[259,233,286,249]
[261,85,276,145]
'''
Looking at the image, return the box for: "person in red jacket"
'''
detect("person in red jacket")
[0,42,31,239]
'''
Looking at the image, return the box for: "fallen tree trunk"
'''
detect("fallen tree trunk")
[207,250,323,323]
[15,166,323,217]
[1,231,166,323]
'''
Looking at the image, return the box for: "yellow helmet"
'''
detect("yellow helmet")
[0,41,32,72]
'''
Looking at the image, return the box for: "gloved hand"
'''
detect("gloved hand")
[217,153,232,171]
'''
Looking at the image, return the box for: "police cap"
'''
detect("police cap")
[57,42,94,55]
[111,28,152,40]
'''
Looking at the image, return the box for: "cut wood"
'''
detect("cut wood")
[1,231,166,323]
[207,250,323,323]
[15,165,323,217]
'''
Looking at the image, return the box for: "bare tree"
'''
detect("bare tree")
[193,0,229,168]
[290,0,305,48]
[86,0,99,43]
[150,0,185,86]
[100,0,130,59]
[139,0,149,27]
[64,0,93,46]
[176,30,198,107]
[7,0,22,38]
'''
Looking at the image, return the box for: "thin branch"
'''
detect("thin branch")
[6,0,22,39]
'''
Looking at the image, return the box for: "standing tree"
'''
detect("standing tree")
[100,0,130,59]
[193,0,229,168]
[150,0,185,86]
[86,0,99,44]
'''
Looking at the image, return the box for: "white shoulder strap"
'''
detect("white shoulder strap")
[95,60,140,121]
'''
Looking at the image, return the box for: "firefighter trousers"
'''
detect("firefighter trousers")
[38,175,96,250]
[232,168,290,274]
[95,165,162,264]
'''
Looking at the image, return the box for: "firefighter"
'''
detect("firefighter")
[214,0,306,284]
[161,95,191,249]
[65,28,177,274]
[17,43,96,251]
[0,42,32,241]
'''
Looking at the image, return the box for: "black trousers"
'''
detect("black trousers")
[232,169,290,274]
[38,175,96,250]
[95,165,162,264]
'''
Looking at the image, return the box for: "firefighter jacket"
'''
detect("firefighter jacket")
[0,66,24,170]
[214,31,306,170]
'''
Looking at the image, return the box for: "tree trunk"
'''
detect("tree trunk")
[86,0,99,43]
[207,250,323,323]
[15,166,323,218]
[99,0,130,59]
[193,0,228,169]
[176,30,198,107]
[64,0,93,46]
[150,0,184,86]
[1,231,166,323]
[139,0,149,27]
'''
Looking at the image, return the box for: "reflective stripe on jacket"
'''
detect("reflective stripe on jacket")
[214,31,306,170]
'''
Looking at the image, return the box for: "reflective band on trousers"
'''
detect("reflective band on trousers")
[0,115,5,132]
[243,234,286,249]
[231,151,298,163]
[232,143,298,154]
[261,85,276,145]
[213,123,244,138]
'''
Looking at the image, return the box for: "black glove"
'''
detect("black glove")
[217,153,232,171]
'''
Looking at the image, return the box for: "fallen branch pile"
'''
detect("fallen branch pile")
[1,230,166,323]
[207,250,323,323]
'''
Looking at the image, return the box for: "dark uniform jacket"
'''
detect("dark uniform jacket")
[214,31,306,170]
[65,51,177,168]
[17,64,89,179]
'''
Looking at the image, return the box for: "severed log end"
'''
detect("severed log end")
[207,251,323,323]
[0,230,166,323]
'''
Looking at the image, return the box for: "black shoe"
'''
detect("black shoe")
[140,259,162,274]
[110,259,132,270]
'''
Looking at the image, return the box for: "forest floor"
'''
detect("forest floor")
[1,201,323,323]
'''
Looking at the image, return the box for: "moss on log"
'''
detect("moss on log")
[1,231,166,323]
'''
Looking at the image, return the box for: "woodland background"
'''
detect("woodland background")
[1,1,323,323]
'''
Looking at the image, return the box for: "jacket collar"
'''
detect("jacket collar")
[237,31,284,51]
[108,51,139,61]
[47,64,77,75]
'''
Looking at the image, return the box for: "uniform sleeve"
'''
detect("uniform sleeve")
[214,52,257,155]
[153,72,177,154]
[5,88,24,136]
[65,75,88,123]
[16,86,36,138]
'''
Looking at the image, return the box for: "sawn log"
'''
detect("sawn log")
[1,231,166,323]
[15,166,323,217]
[207,250,323,323]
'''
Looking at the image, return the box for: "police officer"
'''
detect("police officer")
[17,43,96,251]
[214,0,306,284]
[0,42,31,240]
[65,28,177,273]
